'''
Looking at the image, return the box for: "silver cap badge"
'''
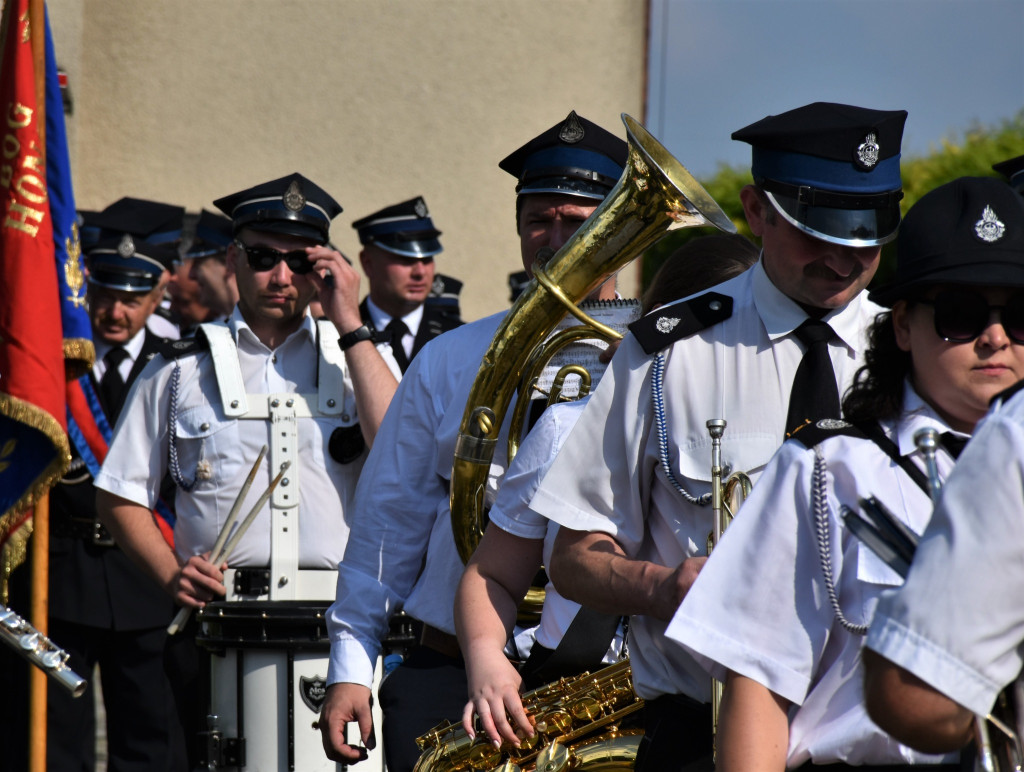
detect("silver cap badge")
[117,234,135,258]
[855,132,880,170]
[414,198,428,218]
[655,316,680,334]
[558,111,585,144]
[975,205,1005,243]
[283,180,306,212]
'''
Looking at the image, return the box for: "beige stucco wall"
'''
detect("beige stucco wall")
[47,0,646,321]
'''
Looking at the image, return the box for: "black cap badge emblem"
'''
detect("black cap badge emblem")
[283,180,306,212]
[975,205,1005,243]
[414,198,428,218]
[117,234,135,258]
[558,111,586,144]
[855,132,880,171]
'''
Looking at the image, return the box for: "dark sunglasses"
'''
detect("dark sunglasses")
[234,240,315,275]
[917,290,1024,344]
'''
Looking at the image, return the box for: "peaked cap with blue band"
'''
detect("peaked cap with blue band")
[85,198,184,292]
[352,196,443,258]
[213,172,342,244]
[499,110,628,201]
[994,154,1024,196]
[187,209,234,259]
[733,102,908,247]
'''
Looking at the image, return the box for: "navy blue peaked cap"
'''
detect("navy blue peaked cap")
[213,172,342,243]
[499,110,628,201]
[352,196,443,258]
[733,102,908,247]
[187,209,234,259]
[994,154,1024,195]
[85,198,184,292]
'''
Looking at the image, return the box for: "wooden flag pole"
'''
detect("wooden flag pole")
[28,3,50,772]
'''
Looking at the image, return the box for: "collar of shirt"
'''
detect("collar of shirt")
[92,327,147,381]
[751,257,880,357]
[226,304,317,352]
[365,296,424,340]
[894,381,965,457]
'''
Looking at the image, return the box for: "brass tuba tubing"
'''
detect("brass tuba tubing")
[450,114,736,564]
[0,604,87,697]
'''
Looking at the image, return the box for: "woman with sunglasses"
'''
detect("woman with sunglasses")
[661,176,1024,771]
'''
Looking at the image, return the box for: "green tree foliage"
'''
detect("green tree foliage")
[640,110,1024,292]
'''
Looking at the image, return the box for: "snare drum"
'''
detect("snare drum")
[196,600,385,771]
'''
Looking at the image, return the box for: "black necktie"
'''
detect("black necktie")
[100,346,130,420]
[385,318,411,373]
[940,432,968,460]
[785,319,840,434]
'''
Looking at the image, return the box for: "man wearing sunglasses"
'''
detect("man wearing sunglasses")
[95,173,401,769]
[530,102,908,770]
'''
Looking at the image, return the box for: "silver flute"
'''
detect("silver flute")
[0,603,87,697]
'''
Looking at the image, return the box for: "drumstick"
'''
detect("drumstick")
[167,451,281,636]
[208,445,268,564]
[217,461,291,561]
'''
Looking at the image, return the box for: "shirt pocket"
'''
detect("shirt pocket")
[173,404,239,487]
[856,538,906,623]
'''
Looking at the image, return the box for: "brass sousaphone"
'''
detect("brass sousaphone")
[450,113,736,564]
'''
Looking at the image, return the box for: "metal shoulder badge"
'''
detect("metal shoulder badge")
[159,335,209,360]
[789,418,864,448]
[628,291,733,354]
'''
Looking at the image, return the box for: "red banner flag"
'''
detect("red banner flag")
[0,0,70,580]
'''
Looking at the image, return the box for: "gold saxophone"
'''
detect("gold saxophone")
[450,113,736,565]
[414,660,644,772]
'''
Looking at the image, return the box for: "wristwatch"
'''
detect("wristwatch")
[338,325,374,350]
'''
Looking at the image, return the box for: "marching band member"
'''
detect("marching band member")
[318,111,627,772]
[530,102,908,771]
[454,234,759,748]
[862,183,1024,754]
[666,176,1024,770]
[95,173,400,766]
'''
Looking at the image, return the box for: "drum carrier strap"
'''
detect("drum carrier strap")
[172,320,354,600]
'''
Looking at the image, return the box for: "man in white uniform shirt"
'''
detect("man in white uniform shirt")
[318,110,628,772]
[531,102,908,771]
[95,173,400,768]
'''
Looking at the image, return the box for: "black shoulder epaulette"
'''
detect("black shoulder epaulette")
[990,378,1024,409]
[158,335,209,361]
[629,292,733,354]
[788,418,866,449]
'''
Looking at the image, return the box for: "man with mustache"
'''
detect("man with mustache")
[352,196,464,374]
[318,110,625,771]
[530,102,908,771]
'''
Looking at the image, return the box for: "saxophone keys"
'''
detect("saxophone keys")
[534,740,570,772]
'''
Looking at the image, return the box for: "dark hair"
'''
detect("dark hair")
[841,309,913,424]
[641,234,759,314]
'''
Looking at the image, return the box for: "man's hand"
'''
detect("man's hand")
[651,556,707,621]
[307,246,363,334]
[318,682,375,764]
[171,553,228,609]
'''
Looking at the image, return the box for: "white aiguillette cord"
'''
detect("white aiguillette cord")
[167,446,290,635]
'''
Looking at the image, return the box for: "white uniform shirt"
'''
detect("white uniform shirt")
[95,307,393,569]
[867,386,1024,718]
[667,385,960,767]
[365,296,424,361]
[489,398,623,660]
[530,261,882,701]
[326,312,512,689]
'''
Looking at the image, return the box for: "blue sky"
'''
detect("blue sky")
[646,0,1024,179]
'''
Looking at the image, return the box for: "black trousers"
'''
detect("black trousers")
[634,693,714,772]
[47,618,188,772]
[377,644,468,772]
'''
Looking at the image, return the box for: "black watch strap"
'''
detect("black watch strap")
[338,325,374,350]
